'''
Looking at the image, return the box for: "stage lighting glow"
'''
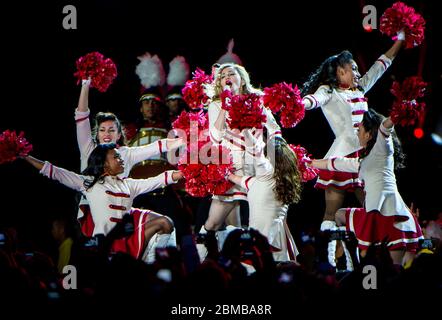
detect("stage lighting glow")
[414,128,424,139]
[431,133,442,145]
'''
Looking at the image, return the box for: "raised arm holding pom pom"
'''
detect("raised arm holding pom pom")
[300,37,404,239]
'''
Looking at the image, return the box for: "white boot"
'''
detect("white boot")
[166,228,177,247]
[142,232,174,264]
[321,220,337,267]
[196,226,208,263]
[341,240,354,271]
[338,226,354,271]
[142,233,158,263]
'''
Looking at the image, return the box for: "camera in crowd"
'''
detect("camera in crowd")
[0,232,6,246]
[418,238,440,252]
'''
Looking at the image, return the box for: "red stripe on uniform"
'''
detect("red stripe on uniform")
[109,204,127,211]
[306,95,318,108]
[347,98,367,103]
[165,171,168,185]
[221,192,248,196]
[105,190,130,198]
[377,59,387,70]
[244,177,252,191]
[379,128,389,138]
[75,116,89,123]
[49,164,53,179]
[352,109,366,115]
[158,140,163,153]
[109,217,123,223]
[330,157,338,171]
[304,96,315,108]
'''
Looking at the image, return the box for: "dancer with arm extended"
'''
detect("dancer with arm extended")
[300,37,404,265]
[311,109,423,266]
[24,143,183,259]
[301,39,403,227]
[75,79,183,234]
[75,79,184,262]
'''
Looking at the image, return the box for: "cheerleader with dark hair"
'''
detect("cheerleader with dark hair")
[311,109,423,266]
[301,34,404,265]
[75,79,184,261]
[23,143,183,260]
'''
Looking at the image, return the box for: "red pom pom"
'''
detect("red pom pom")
[389,76,428,126]
[178,144,234,197]
[74,52,117,92]
[263,82,305,128]
[379,1,426,49]
[172,110,209,148]
[288,144,318,182]
[227,93,267,130]
[0,130,33,164]
[182,68,212,110]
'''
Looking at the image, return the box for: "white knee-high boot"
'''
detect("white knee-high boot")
[321,220,337,267]
[166,228,177,247]
[142,232,174,264]
[338,226,354,271]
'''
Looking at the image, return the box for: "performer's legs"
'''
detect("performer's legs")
[204,199,239,231]
[144,212,174,243]
[142,213,175,263]
[390,249,406,266]
[354,187,365,206]
[196,200,239,262]
[324,187,346,222]
[224,205,241,227]
[335,208,347,227]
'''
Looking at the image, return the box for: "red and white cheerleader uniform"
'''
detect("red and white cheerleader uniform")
[40,161,178,258]
[239,142,298,262]
[303,54,392,190]
[75,108,172,236]
[326,122,423,252]
[208,101,281,201]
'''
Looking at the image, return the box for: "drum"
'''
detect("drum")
[128,127,169,180]
[129,127,169,161]
[128,127,186,192]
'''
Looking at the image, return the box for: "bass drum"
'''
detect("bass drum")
[128,127,183,191]
[128,127,170,179]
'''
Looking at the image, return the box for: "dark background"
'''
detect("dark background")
[0,0,440,251]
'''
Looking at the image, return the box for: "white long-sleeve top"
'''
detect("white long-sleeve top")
[40,161,177,236]
[238,144,298,261]
[303,55,392,158]
[326,122,417,233]
[75,109,170,176]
